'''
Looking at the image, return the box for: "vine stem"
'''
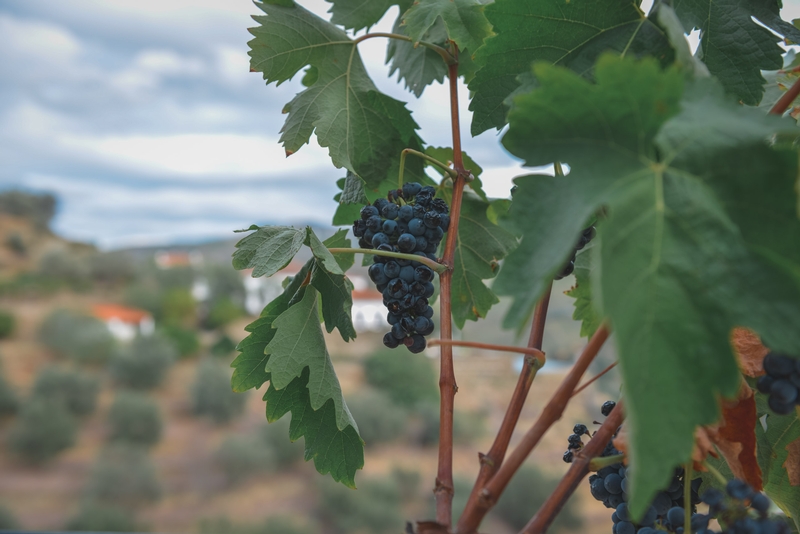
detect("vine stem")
[399,148,459,188]
[522,400,625,534]
[352,33,455,65]
[427,339,547,358]
[703,461,728,486]
[457,323,611,533]
[571,361,618,397]
[769,76,800,115]
[433,46,466,530]
[458,285,553,531]
[326,247,446,273]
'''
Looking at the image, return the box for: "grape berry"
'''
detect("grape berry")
[756,352,800,415]
[352,183,448,353]
[555,225,596,280]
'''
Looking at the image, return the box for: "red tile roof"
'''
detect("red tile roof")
[91,304,152,324]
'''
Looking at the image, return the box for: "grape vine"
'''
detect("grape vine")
[229,0,800,532]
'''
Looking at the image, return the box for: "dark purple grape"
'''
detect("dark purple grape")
[390,323,406,340]
[770,379,798,404]
[387,313,401,325]
[573,424,589,435]
[408,218,426,236]
[405,334,426,353]
[382,219,398,236]
[591,477,610,500]
[667,507,685,528]
[402,182,422,198]
[398,204,414,222]
[366,215,382,232]
[381,203,399,220]
[384,261,400,279]
[616,503,631,522]
[439,214,450,231]
[726,479,753,500]
[563,450,574,463]
[431,198,448,214]
[415,317,434,336]
[352,219,366,237]
[423,210,441,228]
[601,401,616,416]
[764,352,795,378]
[414,266,434,283]
[371,232,390,248]
[368,263,388,285]
[410,282,426,296]
[383,332,400,348]
[757,375,775,394]
[399,265,416,283]
[604,473,623,494]
[425,226,444,242]
[769,396,795,414]
[388,279,409,299]
[397,233,416,252]
[423,306,434,319]
[414,235,428,252]
[361,205,378,220]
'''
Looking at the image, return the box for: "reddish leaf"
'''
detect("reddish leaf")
[731,327,768,377]
[783,437,800,486]
[714,382,763,490]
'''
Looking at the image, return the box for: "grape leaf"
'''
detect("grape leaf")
[755,393,800,522]
[249,1,423,188]
[565,245,602,339]
[403,0,492,54]
[326,0,411,32]
[386,16,449,98]
[232,225,305,278]
[670,0,790,105]
[715,385,762,490]
[468,0,673,135]
[265,286,357,433]
[340,172,369,205]
[230,260,311,393]
[264,367,363,487]
[322,229,354,271]
[498,55,800,515]
[451,194,517,329]
[305,228,344,276]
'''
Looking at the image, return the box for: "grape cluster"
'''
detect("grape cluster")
[555,225,596,280]
[756,352,800,415]
[664,479,789,534]
[352,183,449,353]
[564,401,701,534]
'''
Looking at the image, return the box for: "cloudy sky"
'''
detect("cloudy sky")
[1,1,798,249]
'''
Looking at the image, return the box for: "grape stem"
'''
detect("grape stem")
[589,453,625,471]
[352,33,456,65]
[398,148,459,189]
[326,247,447,273]
[459,285,552,527]
[457,323,612,533]
[572,361,618,397]
[427,339,546,359]
[769,75,800,115]
[522,400,626,534]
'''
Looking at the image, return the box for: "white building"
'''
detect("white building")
[91,304,155,341]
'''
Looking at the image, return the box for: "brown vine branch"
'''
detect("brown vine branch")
[458,285,553,531]
[427,339,547,359]
[456,323,611,533]
[571,361,618,397]
[433,47,465,530]
[769,76,800,115]
[522,400,625,534]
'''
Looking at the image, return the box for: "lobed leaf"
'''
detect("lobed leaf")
[326,0,411,32]
[755,393,800,522]
[498,55,800,516]
[386,16,449,98]
[232,225,305,278]
[565,246,602,339]
[403,0,493,54]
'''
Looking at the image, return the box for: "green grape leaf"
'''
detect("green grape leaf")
[232,225,305,278]
[754,392,800,522]
[386,15,449,98]
[305,227,344,276]
[310,262,357,342]
[265,286,357,433]
[468,0,673,135]
[340,172,369,205]
[403,0,493,53]
[264,367,363,487]
[451,194,518,329]
[497,55,800,516]
[249,2,423,188]
[322,229,354,271]
[671,0,788,105]
[565,245,602,339]
[326,0,411,32]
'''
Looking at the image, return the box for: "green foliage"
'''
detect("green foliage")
[671,0,799,105]
[38,309,115,364]
[88,251,137,285]
[215,435,275,484]
[346,390,407,445]
[191,359,248,424]
[211,334,237,358]
[107,392,163,448]
[83,444,161,508]
[317,477,404,534]
[205,263,246,304]
[31,367,99,417]
[0,190,56,229]
[497,55,800,514]
[160,288,196,326]
[37,248,90,288]
[0,310,14,339]
[492,465,583,531]
[468,0,673,135]
[403,0,491,54]
[257,417,304,466]
[233,226,305,278]
[205,297,243,329]
[411,402,486,447]
[7,399,77,464]
[565,246,602,339]
[247,1,425,189]
[159,324,200,358]
[65,503,142,533]
[109,334,177,390]
[0,504,18,531]
[5,231,26,256]
[0,362,18,417]
[363,349,438,408]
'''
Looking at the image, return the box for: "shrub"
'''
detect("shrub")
[205,297,243,329]
[346,389,407,445]
[211,334,237,358]
[411,403,486,447]
[83,445,161,507]
[37,248,90,288]
[88,251,136,286]
[159,324,200,358]
[5,231,26,256]
[206,264,246,304]
[391,466,421,503]
[31,367,99,417]
[161,288,196,326]
[256,417,304,466]
[0,190,56,229]
[363,349,438,408]
[0,362,19,417]
[107,392,162,448]
[0,504,18,530]
[215,435,275,485]
[191,359,248,424]
[318,477,404,534]
[65,502,142,532]
[0,310,14,339]
[38,309,115,364]
[109,334,176,390]
[491,465,583,532]
[7,399,77,464]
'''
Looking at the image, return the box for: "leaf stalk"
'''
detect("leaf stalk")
[326,247,447,273]
[352,32,456,65]
[399,148,459,188]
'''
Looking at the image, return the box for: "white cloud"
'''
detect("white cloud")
[60,133,334,177]
[0,14,81,64]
